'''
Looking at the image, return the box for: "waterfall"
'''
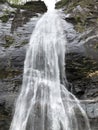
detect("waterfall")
[10,1,91,130]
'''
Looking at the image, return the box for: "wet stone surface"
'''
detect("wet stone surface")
[0,2,45,129]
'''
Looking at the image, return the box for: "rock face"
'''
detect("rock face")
[0,2,44,130]
[60,0,98,129]
[0,1,98,130]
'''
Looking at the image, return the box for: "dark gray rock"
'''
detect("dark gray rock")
[81,101,98,130]
[0,2,41,130]
[64,1,98,129]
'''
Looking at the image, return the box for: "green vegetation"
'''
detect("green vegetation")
[4,35,14,48]
[57,0,98,32]
[0,0,7,3]
[94,43,98,49]
[21,41,28,45]
[7,1,47,13]
[10,4,31,9]
[4,9,10,14]
[0,15,9,23]
[0,68,22,79]
[8,0,20,4]
[66,53,98,81]
[56,0,68,8]
[75,23,85,32]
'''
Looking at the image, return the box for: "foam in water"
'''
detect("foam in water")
[10,1,91,130]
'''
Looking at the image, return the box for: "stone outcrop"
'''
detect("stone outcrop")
[0,2,43,129]
[61,0,98,129]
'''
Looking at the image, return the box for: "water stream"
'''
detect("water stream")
[9,1,91,130]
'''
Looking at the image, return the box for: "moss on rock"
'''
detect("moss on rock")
[0,68,22,79]
[94,43,98,49]
[21,41,28,45]
[4,35,14,48]
[66,52,98,99]
[66,53,98,81]
[56,0,68,8]
[10,1,47,13]
[0,15,9,23]
[0,0,7,3]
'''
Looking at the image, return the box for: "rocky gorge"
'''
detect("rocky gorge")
[0,0,98,130]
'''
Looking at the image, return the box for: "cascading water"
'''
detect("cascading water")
[10,1,91,130]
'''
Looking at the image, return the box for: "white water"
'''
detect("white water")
[10,1,91,130]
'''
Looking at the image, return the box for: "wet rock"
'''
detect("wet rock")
[66,52,98,99]
[63,0,98,33]
[11,9,38,33]
[0,93,16,130]
[65,51,98,129]
[24,1,47,12]
[80,101,98,130]
[64,0,98,126]
[0,2,41,129]
[0,0,7,3]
